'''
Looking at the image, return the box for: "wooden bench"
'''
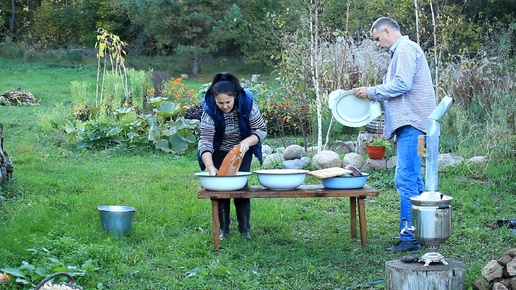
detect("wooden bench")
[198,184,379,249]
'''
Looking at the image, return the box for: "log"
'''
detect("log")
[385,259,466,290]
[0,124,14,184]
[483,260,504,281]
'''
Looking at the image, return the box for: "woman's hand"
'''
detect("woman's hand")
[239,141,250,157]
[207,165,218,176]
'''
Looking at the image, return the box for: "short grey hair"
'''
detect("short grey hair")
[371,17,400,33]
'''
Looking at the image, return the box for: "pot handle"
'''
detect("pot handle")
[34,272,83,290]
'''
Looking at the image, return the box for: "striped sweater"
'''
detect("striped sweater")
[367,36,436,139]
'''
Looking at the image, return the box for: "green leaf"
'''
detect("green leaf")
[169,134,188,153]
[155,139,172,152]
[107,127,122,136]
[160,101,180,118]
[0,267,26,278]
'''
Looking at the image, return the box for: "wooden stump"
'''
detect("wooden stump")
[385,259,466,290]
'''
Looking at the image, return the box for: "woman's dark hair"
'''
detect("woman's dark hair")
[207,72,244,98]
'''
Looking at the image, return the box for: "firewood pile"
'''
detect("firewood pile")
[473,248,516,290]
[0,87,39,106]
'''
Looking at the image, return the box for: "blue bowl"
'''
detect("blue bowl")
[321,173,369,189]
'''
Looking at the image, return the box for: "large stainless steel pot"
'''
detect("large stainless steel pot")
[411,193,453,249]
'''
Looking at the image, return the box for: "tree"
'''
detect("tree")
[120,0,236,75]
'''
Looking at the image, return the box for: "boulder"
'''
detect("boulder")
[284,157,311,169]
[283,145,306,160]
[262,152,285,169]
[330,141,355,154]
[311,150,341,169]
[262,144,273,156]
[438,153,464,168]
[362,158,387,171]
[342,152,364,169]
[387,156,397,169]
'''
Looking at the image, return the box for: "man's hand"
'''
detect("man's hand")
[353,87,369,99]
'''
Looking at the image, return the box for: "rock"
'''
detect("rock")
[438,153,464,168]
[262,144,273,156]
[492,282,509,290]
[362,158,387,171]
[468,156,487,164]
[283,145,306,160]
[251,74,261,82]
[387,155,397,169]
[342,152,364,169]
[311,150,341,169]
[284,157,310,169]
[262,152,285,169]
[330,140,354,154]
[180,74,189,80]
[472,277,490,290]
[275,147,285,154]
[482,260,503,281]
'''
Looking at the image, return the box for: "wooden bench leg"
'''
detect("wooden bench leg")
[358,197,368,246]
[350,197,357,238]
[211,199,220,250]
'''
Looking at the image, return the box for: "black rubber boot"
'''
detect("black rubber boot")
[218,199,230,240]
[235,199,251,239]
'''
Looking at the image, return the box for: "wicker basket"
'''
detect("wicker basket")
[34,272,83,290]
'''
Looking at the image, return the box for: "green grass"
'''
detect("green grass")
[1,58,515,289]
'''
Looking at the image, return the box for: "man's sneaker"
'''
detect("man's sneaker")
[385,240,422,253]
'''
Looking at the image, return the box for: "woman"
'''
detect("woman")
[198,72,267,239]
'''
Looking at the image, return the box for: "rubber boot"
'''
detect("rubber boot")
[218,199,230,240]
[235,199,251,239]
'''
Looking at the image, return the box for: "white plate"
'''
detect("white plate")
[330,90,381,127]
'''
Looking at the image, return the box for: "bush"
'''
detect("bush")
[0,37,28,59]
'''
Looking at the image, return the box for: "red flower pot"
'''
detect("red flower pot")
[366,145,386,159]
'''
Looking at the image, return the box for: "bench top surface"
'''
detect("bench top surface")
[198,184,379,199]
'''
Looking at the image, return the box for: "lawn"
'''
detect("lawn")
[0,57,514,289]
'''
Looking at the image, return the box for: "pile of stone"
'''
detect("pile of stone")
[473,248,516,290]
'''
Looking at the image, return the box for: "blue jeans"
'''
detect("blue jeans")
[395,126,425,241]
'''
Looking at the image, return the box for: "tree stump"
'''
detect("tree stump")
[0,124,14,185]
[385,259,466,290]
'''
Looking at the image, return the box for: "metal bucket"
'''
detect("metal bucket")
[411,193,453,250]
[98,205,136,236]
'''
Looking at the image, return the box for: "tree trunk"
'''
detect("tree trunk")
[385,259,466,290]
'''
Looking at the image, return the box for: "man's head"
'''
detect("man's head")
[370,17,403,52]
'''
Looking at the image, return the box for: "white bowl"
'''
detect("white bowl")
[254,169,309,190]
[195,172,251,191]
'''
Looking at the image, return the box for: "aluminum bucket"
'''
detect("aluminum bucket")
[98,205,136,236]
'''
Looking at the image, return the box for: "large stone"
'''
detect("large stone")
[438,153,464,168]
[311,150,342,169]
[362,158,387,171]
[284,157,311,169]
[468,156,487,164]
[330,141,355,154]
[262,144,273,156]
[342,152,364,169]
[283,145,306,160]
[262,152,285,169]
[387,156,397,169]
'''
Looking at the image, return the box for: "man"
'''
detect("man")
[353,17,436,252]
